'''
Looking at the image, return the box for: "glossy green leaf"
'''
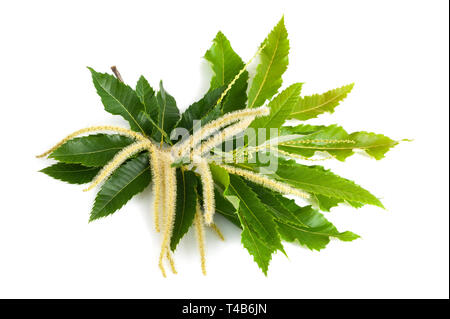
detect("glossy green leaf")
[205,31,248,113]
[153,81,180,143]
[279,124,399,161]
[40,163,100,184]
[289,83,354,121]
[176,87,224,134]
[225,175,284,275]
[136,75,159,133]
[49,134,134,167]
[246,181,359,250]
[248,83,302,144]
[88,67,152,135]
[313,194,341,212]
[170,170,198,251]
[312,193,364,212]
[243,180,308,227]
[90,153,151,221]
[209,163,230,190]
[247,17,289,108]
[276,206,359,251]
[235,158,384,208]
[214,188,241,227]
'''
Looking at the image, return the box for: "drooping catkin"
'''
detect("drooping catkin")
[218,164,310,199]
[36,126,146,158]
[83,140,151,192]
[176,106,269,157]
[158,153,177,277]
[195,157,215,225]
[166,249,177,274]
[193,117,255,157]
[149,144,164,232]
[194,202,207,276]
[210,223,225,241]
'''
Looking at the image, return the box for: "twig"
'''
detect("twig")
[111,65,124,82]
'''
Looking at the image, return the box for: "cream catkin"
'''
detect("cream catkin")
[149,144,164,232]
[218,163,310,199]
[280,139,356,145]
[166,249,177,274]
[83,140,151,192]
[176,106,270,157]
[36,125,147,158]
[194,117,255,157]
[195,157,215,225]
[194,202,207,275]
[158,153,177,277]
[270,146,336,161]
[210,223,225,241]
[215,43,266,107]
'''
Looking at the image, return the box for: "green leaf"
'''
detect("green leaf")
[153,81,180,142]
[235,158,384,208]
[136,76,159,133]
[214,188,241,227]
[276,206,360,251]
[176,87,224,134]
[243,180,308,227]
[40,163,100,184]
[90,153,151,221]
[348,131,400,160]
[225,175,284,275]
[170,170,198,251]
[209,163,230,190]
[289,83,354,121]
[312,194,342,212]
[205,31,248,113]
[245,181,359,250]
[248,83,302,144]
[88,67,152,135]
[49,134,134,167]
[247,17,289,108]
[311,194,364,212]
[279,124,399,161]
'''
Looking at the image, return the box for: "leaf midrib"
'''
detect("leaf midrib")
[47,167,99,173]
[53,146,125,157]
[248,32,281,108]
[278,141,397,151]
[290,92,347,116]
[228,182,273,240]
[276,218,340,238]
[234,163,375,203]
[94,165,149,216]
[94,74,145,134]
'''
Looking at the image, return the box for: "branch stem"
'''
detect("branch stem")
[111,65,124,82]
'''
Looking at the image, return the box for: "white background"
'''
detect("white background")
[0,0,448,299]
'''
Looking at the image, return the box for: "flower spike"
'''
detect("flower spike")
[175,106,269,158]
[217,164,310,199]
[148,144,165,232]
[194,117,255,157]
[83,140,151,192]
[194,201,207,275]
[158,152,177,277]
[195,157,215,225]
[210,223,225,241]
